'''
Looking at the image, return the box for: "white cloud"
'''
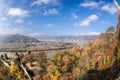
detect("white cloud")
[77,32,101,35]
[101,20,109,24]
[15,19,24,23]
[21,0,28,4]
[0,1,9,14]
[74,14,98,27]
[101,21,105,24]
[8,8,29,17]
[0,27,24,35]
[31,0,50,6]
[29,33,43,38]
[47,23,54,27]
[71,13,78,19]
[80,1,104,8]
[80,1,117,15]
[1,17,7,21]
[31,0,58,6]
[44,8,58,15]
[0,2,25,35]
[80,1,98,8]
[88,32,101,35]
[27,21,33,25]
[101,4,117,14]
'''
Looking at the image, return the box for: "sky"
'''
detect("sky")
[0,0,119,37]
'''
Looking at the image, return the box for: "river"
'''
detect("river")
[0,51,57,58]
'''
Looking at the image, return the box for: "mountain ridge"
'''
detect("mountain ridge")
[2,34,40,43]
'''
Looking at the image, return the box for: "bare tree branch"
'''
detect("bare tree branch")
[114,0,119,8]
[1,60,10,68]
[21,62,32,80]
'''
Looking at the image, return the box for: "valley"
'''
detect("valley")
[0,34,98,52]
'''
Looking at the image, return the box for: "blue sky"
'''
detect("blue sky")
[0,0,119,36]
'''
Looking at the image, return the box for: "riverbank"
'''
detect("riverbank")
[0,49,69,58]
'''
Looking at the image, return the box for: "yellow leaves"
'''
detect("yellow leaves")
[62,55,70,64]
[10,64,22,79]
[47,64,60,80]
[50,75,58,80]
[10,65,19,73]
[70,45,81,57]
[50,70,60,80]
[15,71,22,79]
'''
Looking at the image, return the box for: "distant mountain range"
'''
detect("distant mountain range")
[0,35,6,43]
[0,34,98,52]
[0,34,98,43]
[1,34,40,43]
[37,35,98,43]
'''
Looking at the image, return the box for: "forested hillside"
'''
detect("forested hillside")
[0,26,120,80]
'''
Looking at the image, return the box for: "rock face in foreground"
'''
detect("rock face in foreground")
[2,34,40,43]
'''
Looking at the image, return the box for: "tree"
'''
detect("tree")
[106,26,115,40]
[106,26,115,34]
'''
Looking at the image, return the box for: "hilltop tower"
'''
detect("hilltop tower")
[114,0,120,40]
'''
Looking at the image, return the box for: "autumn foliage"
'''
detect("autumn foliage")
[0,26,120,80]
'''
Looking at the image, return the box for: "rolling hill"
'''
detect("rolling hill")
[2,34,40,43]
